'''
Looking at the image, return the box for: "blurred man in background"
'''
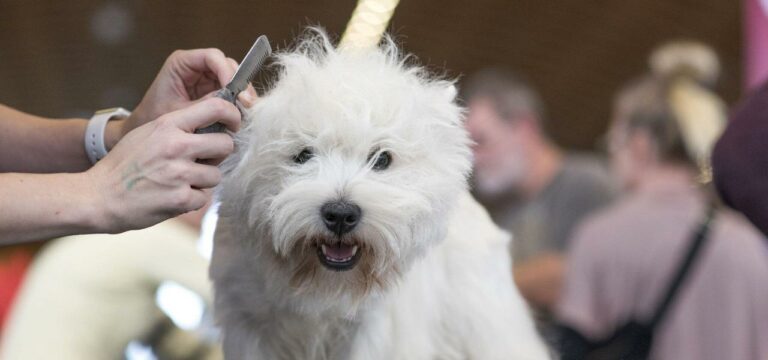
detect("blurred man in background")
[462,69,616,313]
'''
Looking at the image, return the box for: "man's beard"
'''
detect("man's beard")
[472,153,527,198]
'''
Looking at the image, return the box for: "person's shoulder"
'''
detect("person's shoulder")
[710,209,768,272]
[715,209,765,245]
[561,153,612,180]
[559,153,617,191]
[550,153,619,213]
[566,196,638,248]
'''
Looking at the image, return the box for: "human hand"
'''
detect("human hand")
[105,48,258,148]
[87,97,240,233]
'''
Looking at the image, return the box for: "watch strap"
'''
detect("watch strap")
[85,107,130,164]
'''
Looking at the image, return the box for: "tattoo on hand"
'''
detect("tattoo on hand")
[122,162,145,190]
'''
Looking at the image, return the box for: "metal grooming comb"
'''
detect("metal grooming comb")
[195,35,272,134]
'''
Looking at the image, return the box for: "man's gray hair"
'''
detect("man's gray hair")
[460,68,546,126]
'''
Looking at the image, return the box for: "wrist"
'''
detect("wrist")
[77,167,117,233]
[104,120,125,151]
[86,108,131,163]
[106,104,152,151]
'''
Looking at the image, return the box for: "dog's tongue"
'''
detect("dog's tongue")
[323,243,357,261]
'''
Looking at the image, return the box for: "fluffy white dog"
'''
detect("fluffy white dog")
[211,29,549,360]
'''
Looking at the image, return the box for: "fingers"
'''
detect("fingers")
[170,188,210,213]
[225,56,259,107]
[205,49,238,86]
[183,163,223,189]
[238,84,259,108]
[159,160,221,191]
[199,82,258,108]
[227,57,238,71]
[174,48,237,87]
[185,132,234,161]
[170,97,241,133]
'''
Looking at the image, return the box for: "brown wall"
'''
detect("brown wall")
[0,0,741,149]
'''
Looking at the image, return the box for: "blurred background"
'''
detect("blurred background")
[2,1,767,359]
[0,0,744,149]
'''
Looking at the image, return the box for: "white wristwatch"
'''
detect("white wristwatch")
[85,107,131,164]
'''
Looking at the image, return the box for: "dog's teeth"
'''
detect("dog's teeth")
[320,243,359,263]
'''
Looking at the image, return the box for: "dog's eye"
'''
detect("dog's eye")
[371,151,392,171]
[293,148,314,164]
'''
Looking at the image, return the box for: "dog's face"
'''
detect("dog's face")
[220,34,472,301]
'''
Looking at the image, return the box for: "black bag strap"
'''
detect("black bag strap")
[648,203,716,329]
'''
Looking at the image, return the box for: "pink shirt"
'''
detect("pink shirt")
[557,173,768,360]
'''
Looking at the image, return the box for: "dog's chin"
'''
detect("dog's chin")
[314,239,363,272]
[287,235,398,298]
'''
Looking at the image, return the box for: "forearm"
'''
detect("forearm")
[0,104,123,173]
[0,172,107,244]
[513,253,565,309]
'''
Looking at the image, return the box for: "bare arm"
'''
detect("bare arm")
[513,252,565,309]
[0,172,105,242]
[0,105,125,173]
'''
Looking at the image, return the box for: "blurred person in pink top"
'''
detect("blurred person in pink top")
[556,41,768,360]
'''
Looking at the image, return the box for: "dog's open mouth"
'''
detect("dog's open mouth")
[316,242,362,271]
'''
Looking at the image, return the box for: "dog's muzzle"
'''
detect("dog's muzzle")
[316,201,363,271]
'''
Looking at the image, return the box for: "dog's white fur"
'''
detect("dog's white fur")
[211,29,549,360]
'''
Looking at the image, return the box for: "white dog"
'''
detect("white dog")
[210,29,549,360]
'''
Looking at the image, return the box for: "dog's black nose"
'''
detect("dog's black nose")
[321,201,361,236]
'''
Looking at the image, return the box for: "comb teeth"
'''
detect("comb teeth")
[244,36,271,82]
[227,35,272,94]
